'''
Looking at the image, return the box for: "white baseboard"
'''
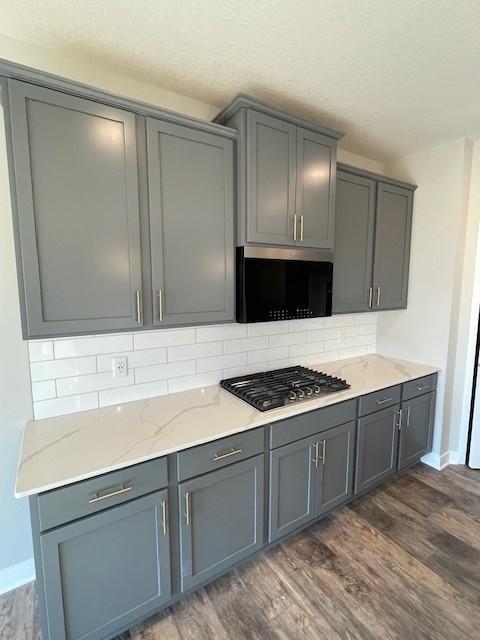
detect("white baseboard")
[421,450,460,470]
[0,558,35,595]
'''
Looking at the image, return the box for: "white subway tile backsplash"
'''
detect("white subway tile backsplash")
[34,393,99,420]
[224,336,268,354]
[196,324,247,342]
[135,360,196,384]
[28,341,54,362]
[28,314,378,419]
[197,353,247,373]
[31,380,56,402]
[134,328,195,350]
[168,341,222,363]
[97,349,167,372]
[57,371,135,397]
[54,334,133,359]
[31,356,97,382]
[99,380,168,407]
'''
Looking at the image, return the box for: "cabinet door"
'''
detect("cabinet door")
[315,421,355,516]
[7,80,143,338]
[147,119,234,326]
[398,392,435,469]
[332,172,376,313]
[246,110,296,245]
[269,436,316,542]
[295,127,336,249]
[355,405,400,494]
[40,490,171,640]
[372,183,413,310]
[178,455,264,592]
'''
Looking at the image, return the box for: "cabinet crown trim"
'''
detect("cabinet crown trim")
[214,93,344,141]
[337,162,417,191]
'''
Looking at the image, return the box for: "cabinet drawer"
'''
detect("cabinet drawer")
[269,400,356,449]
[402,374,437,401]
[37,457,168,531]
[176,428,264,481]
[358,385,401,417]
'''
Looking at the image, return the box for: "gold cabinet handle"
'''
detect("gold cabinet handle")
[184,492,191,526]
[135,290,142,324]
[161,499,168,536]
[376,397,393,406]
[300,215,304,241]
[212,447,243,462]
[158,289,164,322]
[293,214,298,241]
[89,484,133,504]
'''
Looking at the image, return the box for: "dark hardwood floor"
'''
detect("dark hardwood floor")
[1,464,479,640]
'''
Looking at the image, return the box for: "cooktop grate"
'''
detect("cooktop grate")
[220,365,350,412]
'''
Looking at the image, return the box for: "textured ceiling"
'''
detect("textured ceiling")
[1,0,480,160]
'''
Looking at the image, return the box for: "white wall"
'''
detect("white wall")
[0,35,384,592]
[378,138,474,467]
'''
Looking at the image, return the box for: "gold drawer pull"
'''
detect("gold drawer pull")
[376,397,393,405]
[89,484,133,504]
[212,447,243,462]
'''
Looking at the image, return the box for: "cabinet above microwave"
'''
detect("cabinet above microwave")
[214,95,344,251]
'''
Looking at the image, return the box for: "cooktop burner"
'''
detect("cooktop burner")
[220,365,350,412]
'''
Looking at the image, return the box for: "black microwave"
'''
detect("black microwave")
[236,247,333,323]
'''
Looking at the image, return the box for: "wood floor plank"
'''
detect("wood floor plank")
[3,464,480,640]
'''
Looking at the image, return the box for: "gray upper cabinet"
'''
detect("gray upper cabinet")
[246,110,296,246]
[215,95,343,249]
[398,391,435,469]
[40,490,171,640]
[295,127,336,248]
[7,80,143,338]
[147,119,234,326]
[315,420,355,516]
[332,171,376,313]
[373,183,413,310]
[178,455,264,592]
[355,404,400,494]
[333,164,415,314]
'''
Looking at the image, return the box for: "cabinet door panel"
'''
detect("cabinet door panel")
[179,455,264,592]
[355,405,400,494]
[246,110,296,245]
[332,172,376,313]
[295,127,336,249]
[40,490,171,640]
[373,183,413,310]
[269,436,316,542]
[399,392,435,469]
[147,119,234,325]
[8,80,143,337]
[316,421,355,516]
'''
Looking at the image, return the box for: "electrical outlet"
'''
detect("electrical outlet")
[112,356,128,379]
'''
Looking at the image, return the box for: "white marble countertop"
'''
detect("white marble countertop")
[16,354,438,497]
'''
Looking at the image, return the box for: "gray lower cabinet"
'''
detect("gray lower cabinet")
[315,421,355,515]
[332,171,376,313]
[7,79,143,338]
[355,405,400,494]
[398,391,435,469]
[269,421,355,542]
[373,182,413,310]
[147,118,235,326]
[178,455,264,592]
[40,490,171,640]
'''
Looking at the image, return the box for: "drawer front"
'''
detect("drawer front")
[38,457,168,531]
[358,385,401,417]
[269,400,356,449]
[402,373,437,401]
[176,428,264,481]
